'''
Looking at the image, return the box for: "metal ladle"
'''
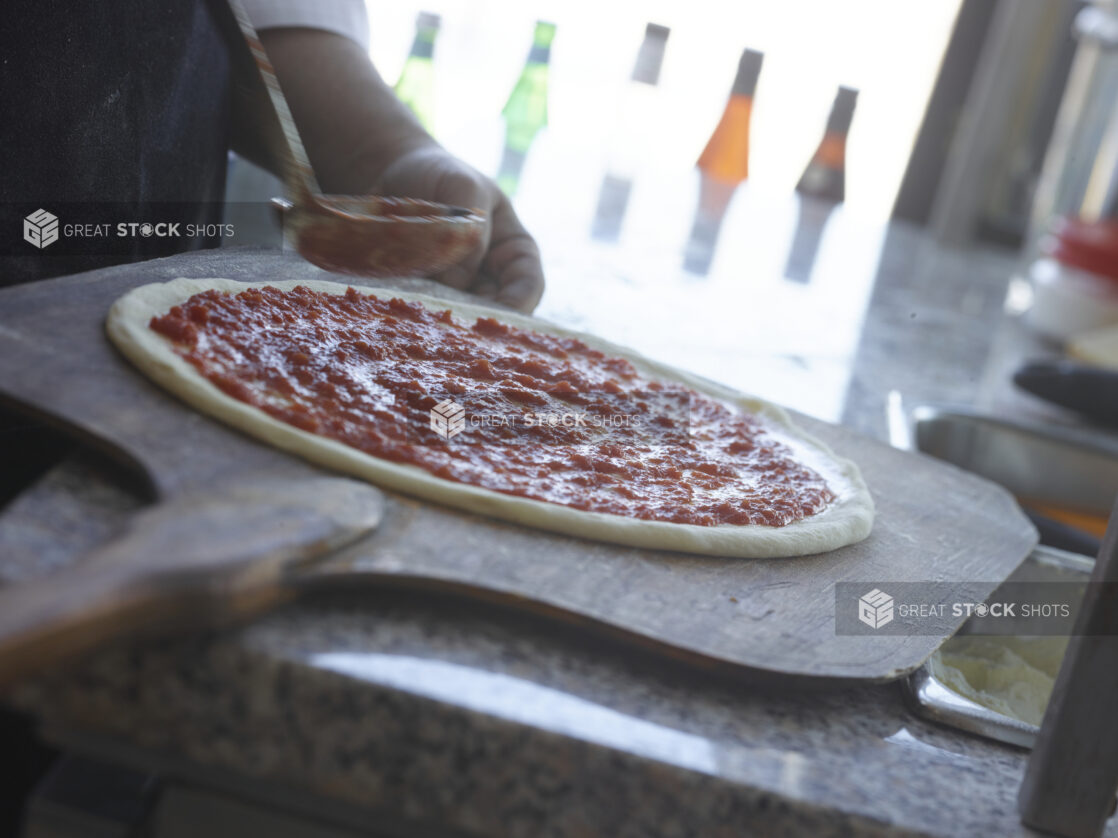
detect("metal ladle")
[225,0,486,278]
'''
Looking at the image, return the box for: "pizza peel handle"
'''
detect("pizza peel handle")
[0,477,384,691]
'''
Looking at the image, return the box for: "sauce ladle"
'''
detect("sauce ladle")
[225,0,486,278]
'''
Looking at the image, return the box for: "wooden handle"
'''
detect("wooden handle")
[1018,494,1118,837]
[0,562,291,690]
[0,476,383,690]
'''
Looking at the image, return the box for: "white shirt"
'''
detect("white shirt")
[241,0,370,53]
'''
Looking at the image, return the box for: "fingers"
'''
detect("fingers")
[373,146,543,310]
[374,148,489,291]
[433,257,481,293]
[425,165,490,292]
[483,201,544,313]
[491,246,545,312]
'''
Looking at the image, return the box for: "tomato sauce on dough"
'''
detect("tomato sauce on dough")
[150,286,835,527]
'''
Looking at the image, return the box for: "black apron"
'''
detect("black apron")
[0,0,233,285]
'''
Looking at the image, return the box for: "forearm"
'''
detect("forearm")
[255,27,437,194]
[239,25,544,311]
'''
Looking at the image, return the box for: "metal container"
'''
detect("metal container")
[904,546,1093,749]
[910,404,1118,517]
[901,404,1113,747]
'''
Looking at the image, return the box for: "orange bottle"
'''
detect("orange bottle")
[696,49,764,185]
[684,49,763,274]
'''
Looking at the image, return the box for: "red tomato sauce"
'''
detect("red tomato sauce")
[150,286,835,527]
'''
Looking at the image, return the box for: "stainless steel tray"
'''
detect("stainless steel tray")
[894,401,1110,748]
[903,546,1094,749]
[908,404,1118,516]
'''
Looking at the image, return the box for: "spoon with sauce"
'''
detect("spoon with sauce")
[225,0,486,278]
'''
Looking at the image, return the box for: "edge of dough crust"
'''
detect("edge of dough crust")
[106,277,875,558]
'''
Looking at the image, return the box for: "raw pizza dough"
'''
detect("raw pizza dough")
[107,277,874,558]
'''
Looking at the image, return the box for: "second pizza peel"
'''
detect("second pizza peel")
[0,249,1037,686]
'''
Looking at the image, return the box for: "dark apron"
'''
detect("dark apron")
[0,3,237,806]
[0,0,233,285]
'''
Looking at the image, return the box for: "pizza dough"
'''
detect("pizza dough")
[107,278,874,558]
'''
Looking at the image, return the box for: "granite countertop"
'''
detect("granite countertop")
[1,221,1106,836]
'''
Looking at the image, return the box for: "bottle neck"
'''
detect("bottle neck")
[730,50,764,99]
[527,22,557,67]
[406,39,431,59]
[824,108,853,137]
[408,36,435,59]
[824,89,858,137]
[526,44,551,65]
[631,27,669,85]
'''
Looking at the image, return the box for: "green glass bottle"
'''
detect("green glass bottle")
[497,21,556,196]
[394,12,441,132]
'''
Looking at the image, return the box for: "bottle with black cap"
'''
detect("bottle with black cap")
[796,85,858,202]
[590,23,671,242]
[785,85,858,283]
[683,48,764,275]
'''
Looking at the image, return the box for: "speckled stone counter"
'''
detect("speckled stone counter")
[3,586,1055,837]
[2,227,1109,837]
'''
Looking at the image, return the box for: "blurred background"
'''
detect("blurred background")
[370,0,957,219]
[228,0,1116,422]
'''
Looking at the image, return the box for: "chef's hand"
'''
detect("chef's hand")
[253,28,544,314]
[373,145,544,313]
